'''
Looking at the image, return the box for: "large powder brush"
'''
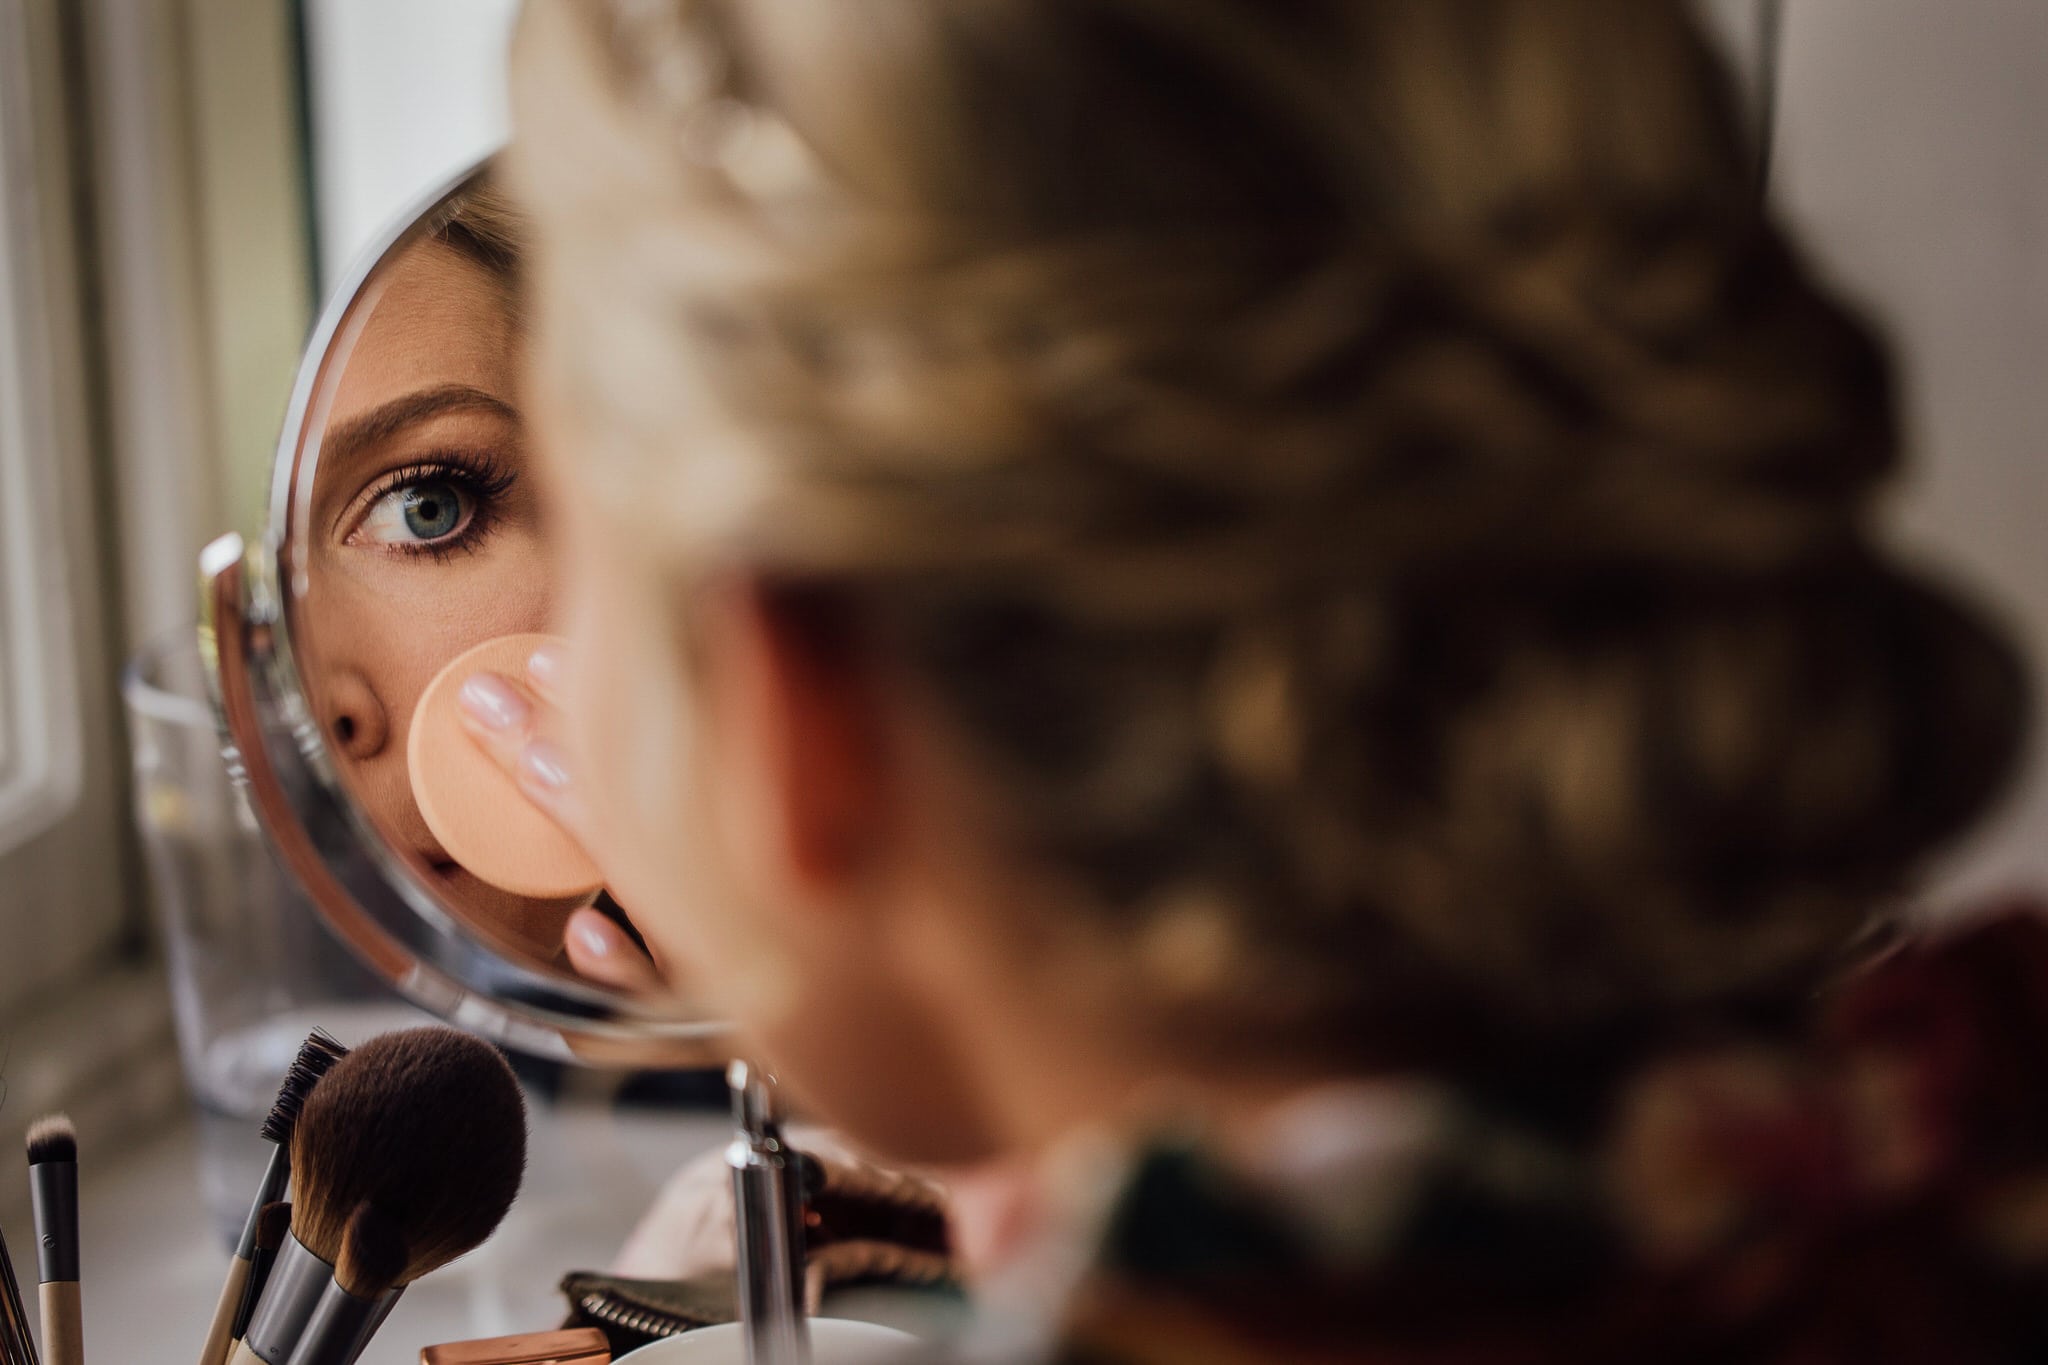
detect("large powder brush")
[289,1027,526,1282]
[235,1027,527,1364]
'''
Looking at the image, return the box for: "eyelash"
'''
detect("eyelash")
[353,449,518,562]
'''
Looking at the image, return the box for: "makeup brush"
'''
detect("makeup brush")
[280,1205,404,1365]
[0,1223,36,1365]
[26,1115,79,1365]
[201,1032,348,1365]
[233,1202,292,1352]
[234,1027,527,1365]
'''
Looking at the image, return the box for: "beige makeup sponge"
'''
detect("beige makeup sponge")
[408,633,603,900]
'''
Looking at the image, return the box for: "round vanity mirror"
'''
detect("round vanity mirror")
[201,157,726,1067]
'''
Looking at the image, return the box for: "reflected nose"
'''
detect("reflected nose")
[322,668,390,761]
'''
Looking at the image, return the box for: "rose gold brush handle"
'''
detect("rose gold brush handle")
[198,1259,251,1365]
[225,1342,264,1365]
[36,1285,78,1365]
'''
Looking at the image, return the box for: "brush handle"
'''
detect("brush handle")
[205,1139,289,1365]
[35,1284,78,1365]
[197,1256,251,1365]
[0,1227,36,1365]
[226,1343,265,1365]
[228,1146,290,1341]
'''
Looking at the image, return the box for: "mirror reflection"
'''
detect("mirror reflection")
[295,179,585,967]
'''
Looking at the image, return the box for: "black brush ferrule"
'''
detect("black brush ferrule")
[281,1280,402,1365]
[230,1143,293,1338]
[27,1159,78,1283]
[235,1144,291,1262]
[243,1234,332,1365]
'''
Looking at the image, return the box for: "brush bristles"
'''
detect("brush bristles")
[25,1113,76,1166]
[335,1204,407,1300]
[260,1030,350,1146]
[290,1027,526,1285]
[255,1201,292,1253]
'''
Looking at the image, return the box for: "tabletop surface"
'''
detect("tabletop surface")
[71,1096,733,1364]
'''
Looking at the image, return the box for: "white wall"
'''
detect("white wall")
[1771,1,2048,902]
[302,0,519,291]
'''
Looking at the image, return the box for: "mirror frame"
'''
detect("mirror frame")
[201,157,729,1068]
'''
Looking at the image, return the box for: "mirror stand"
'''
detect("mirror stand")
[726,1062,811,1365]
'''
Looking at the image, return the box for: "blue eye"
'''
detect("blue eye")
[400,482,464,539]
[360,478,475,548]
[346,452,517,559]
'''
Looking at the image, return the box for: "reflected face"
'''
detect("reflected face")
[300,229,572,957]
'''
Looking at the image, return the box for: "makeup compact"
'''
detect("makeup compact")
[611,1323,917,1364]
[421,1328,611,1365]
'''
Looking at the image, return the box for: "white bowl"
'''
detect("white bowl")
[615,1319,920,1363]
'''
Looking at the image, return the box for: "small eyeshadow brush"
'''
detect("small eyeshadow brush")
[25,1116,79,1365]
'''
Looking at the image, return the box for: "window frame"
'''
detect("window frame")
[0,0,86,860]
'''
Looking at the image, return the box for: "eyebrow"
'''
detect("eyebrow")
[319,382,519,473]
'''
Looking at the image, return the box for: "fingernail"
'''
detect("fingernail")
[573,919,611,959]
[459,673,529,731]
[519,740,572,792]
[526,643,564,691]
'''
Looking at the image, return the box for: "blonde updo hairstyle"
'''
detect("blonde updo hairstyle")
[519,0,2029,1065]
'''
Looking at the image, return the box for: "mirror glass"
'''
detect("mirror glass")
[214,157,709,1061]
[292,172,571,963]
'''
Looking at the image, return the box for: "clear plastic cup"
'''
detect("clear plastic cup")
[121,629,432,1241]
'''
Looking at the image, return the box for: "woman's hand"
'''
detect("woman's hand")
[456,641,664,993]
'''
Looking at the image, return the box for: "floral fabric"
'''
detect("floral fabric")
[1046,903,2048,1364]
